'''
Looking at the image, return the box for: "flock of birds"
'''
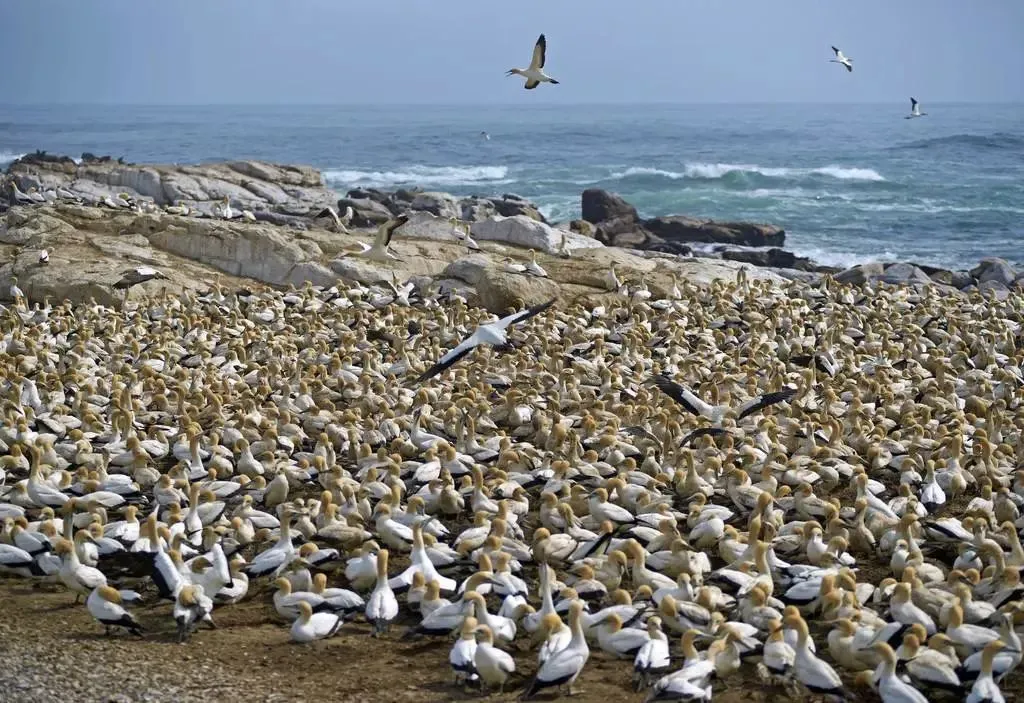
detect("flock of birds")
[1,260,1023,703]
[505,35,929,119]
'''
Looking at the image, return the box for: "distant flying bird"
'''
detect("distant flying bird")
[416,299,556,383]
[830,46,853,72]
[114,266,168,290]
[507,34,560,90]
[905,98,927,119]
[480,131,490,141]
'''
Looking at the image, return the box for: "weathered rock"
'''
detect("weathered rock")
[490,197,545,222]
[337,197,394,227]
[328,257,393,285]
[475,270,562,314]
[643,215,785,247]
[929,269,974,289]
[459,198,497,222]
[582,188,638,224]
[879,262,932,284]
[970,257,1017,287]
[471,215,601,255]
[569,220,596,237]
[835,262,886,285]
[398,212,464,243]
[283,262,339,288]
[345,187,391,206]
[721,247,819,272]
[409,192,460,219]
[978,279,1011,300]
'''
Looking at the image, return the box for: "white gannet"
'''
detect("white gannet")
[365,547,399,635]
[86,585,143,636]
[523,600,590,699]
[474,624,517,693]
[449,218,480,251]
[9,276,25,304]
[416,298,555,382]
[114,266,169,290]
[507,34,560,89]
[480,131,490,140]
[524,249,549,277]
[316,206,347,233]
[351,214,408,261]
[291,600,344,643]
[38,249,49,265]
[650,374,796,432]
[906,97,927,119]
[173,584,214,643]
[830,46,853,72]
[10,181,34,205]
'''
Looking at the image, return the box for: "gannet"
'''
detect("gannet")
[351,214,408,261]
[86,585,143,636]
[38,249,49,265]
[507,34,560,89]
[650,374,797,428]
[416,298,556,382]
[449,218,480,251]
[9,275,25,303]
[525,249,549,277]
[27,187,46,203]
[830,46,853,72]
[906,97,927,119]
[114,266,169,290]
[316,206,347,233]
[9,181,34,205]
[218,196,235,219]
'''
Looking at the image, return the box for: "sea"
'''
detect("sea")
[2,103,1022,271]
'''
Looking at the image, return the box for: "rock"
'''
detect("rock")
[283,262,339,288]
[471,215,602,255]
[409,192,460,219]
[929,269,974,289]
[490,197,545,222]
[643,215,785,247]
[978,279,1010,300]
[345,187,391,206]
[721,247,819,272]
[582,188,638,224]
[328,257,394,285]
[569,220,596,237]
[459,198,497,222]
[337,197,394,227]
[397,212,463,243]
[475,270,561,314]
[879,262,932,284]
[970,257,1017,287]
[835,262,886,285]
[443,254,492,286]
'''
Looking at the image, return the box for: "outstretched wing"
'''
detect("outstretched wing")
[845,63,853,72]
[736,387,797,421]
[910,97,917,108]
[681,426,729,447]
[524,80,540,90]
[416,336,479,384]
[649,374,712,418]
[531,34,547,70]
[832,46,840,56]
[494,298,556,331]
[382,213,409,247]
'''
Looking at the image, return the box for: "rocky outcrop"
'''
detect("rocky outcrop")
[582,188,638,225]
[832,259,1013,295]
[643,216,785,248]
[720,247,826,273]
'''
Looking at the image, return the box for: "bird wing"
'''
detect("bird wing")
[379,213,409,248]
[649,374,713,418]
[845,63,853,72]
[832,46,840,56]
[680,426,729,447]
[531,34,547,70]
[416,334,480,383]
[910,97,917,107]
[524,80,540,90]
[736,387,797,421]
[494,297,556,331]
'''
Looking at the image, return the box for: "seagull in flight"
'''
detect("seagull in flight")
[650,374,797,445]
[905,98,927,119]
[830,46,853,72]
[416,299,556,383]
[507,34,560,90]
[351,214,408,262]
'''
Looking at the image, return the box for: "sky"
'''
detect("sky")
[1,0,1022,104]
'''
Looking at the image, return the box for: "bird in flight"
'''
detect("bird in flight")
[905,98,927,119]
[351,214,408,262]
[830,46,853,72]
[416,299,556,383]
[507,34,560,90]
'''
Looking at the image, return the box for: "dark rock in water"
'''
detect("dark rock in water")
[491,196,545,222]
[409,191,460,218]
[970,257,1017,287]
[835,262,886,285]
[644,215,785,247]
[393,187,424,203]
[337,196,394,226]
[721,247,820,272]
[643,239,693,257]
[594,215,644,245]
[501,192,529,202]
[582,188,638,225]
[11,151,77,169]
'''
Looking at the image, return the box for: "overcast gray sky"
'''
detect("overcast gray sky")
[1,0,1021,104]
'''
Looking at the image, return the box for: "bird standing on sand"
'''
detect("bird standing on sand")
[906,98,927,119]
[830,46,853,72]
[507,34,560,89]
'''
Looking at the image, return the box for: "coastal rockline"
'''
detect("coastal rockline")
[1,152,1019,306]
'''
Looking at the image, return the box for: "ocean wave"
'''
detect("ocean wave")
[0,150,25,167]
[791,246,901,270]
[323,165,511,189]
[895,132,1024,151]
[607,163,886,183]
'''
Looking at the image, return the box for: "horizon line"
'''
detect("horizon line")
[1,99,1022,108]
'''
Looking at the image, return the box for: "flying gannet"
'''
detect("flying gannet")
[114,266,169,290]
[416,298,556,383]
[906,98,927,119]
[351,214,408,261]
[830,46,853,72]
[507,34,560,90]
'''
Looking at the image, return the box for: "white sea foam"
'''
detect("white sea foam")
[0,151,25,167]
[791,246,901,269]
[323,165,511,189]
[607,162,886,183]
